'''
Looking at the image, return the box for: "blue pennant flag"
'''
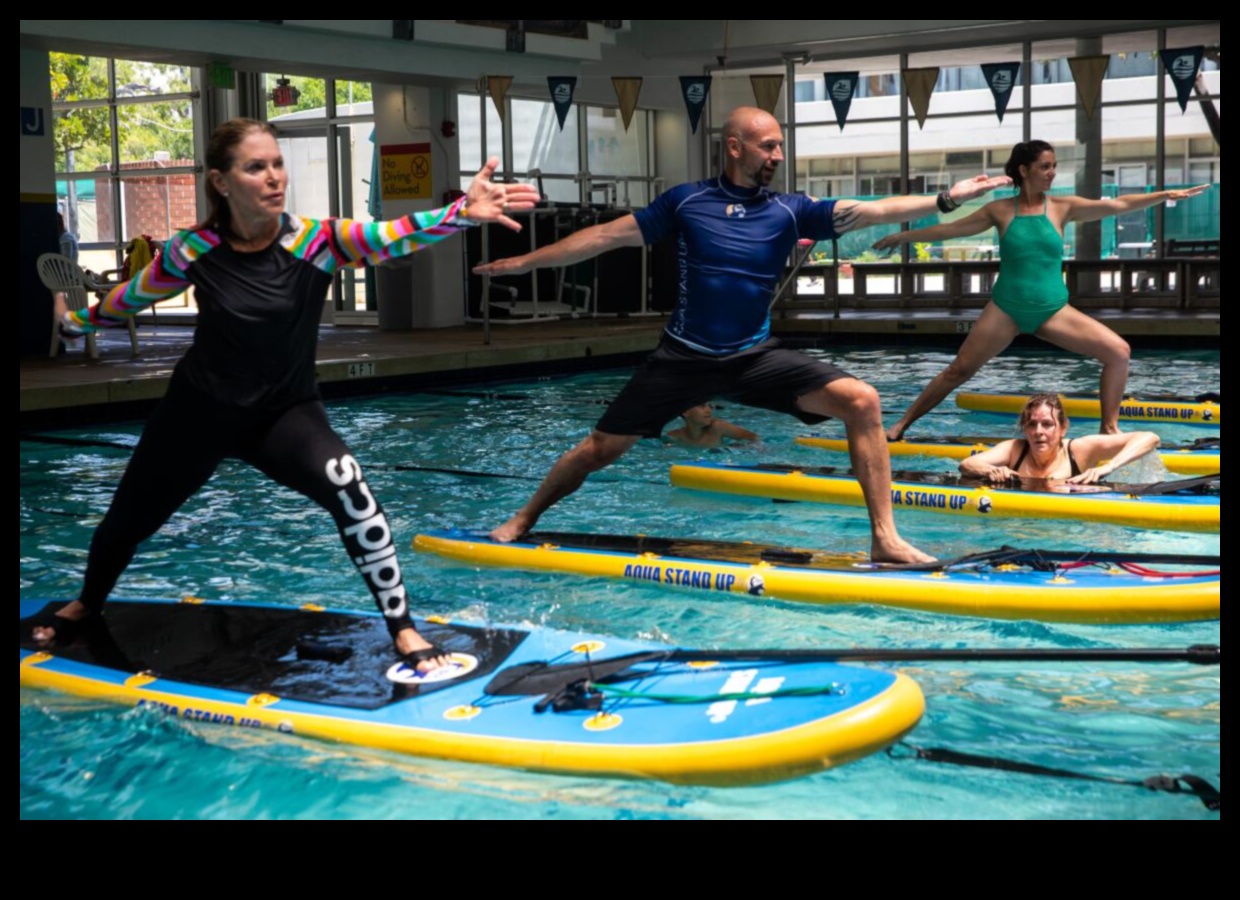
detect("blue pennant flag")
[823,73,859,131]
[1160,47,1204,113]
[981,62,1020,122]
[679,77,712,134]
[547,77,577,130]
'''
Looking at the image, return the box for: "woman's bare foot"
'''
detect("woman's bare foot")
[394,626,449,674]
[871,537,936,565]
[31,599,91,644]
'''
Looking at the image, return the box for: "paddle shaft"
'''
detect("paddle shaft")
[665,644,1220,666]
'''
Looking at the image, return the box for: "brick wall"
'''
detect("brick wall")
[94,159,197,243]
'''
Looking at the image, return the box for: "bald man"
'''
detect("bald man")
[475,107,1010,563]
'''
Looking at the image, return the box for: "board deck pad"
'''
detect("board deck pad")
[524,531,850,568]
[19,601,526,710]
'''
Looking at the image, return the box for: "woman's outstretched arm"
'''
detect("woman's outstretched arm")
[1061,185,1210,225]
[872,203,1000,251]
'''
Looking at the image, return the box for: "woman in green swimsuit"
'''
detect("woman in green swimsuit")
[874,140,1209,438]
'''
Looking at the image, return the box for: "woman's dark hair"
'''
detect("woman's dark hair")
[1018,392,1068,430]
[196,117,278,237]
[1004,140,1054,186]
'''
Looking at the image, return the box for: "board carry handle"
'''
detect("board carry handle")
[759,548,815,565]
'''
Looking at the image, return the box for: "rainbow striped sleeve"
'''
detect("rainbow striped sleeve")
[65,230,211,333]
[286,196,470,274]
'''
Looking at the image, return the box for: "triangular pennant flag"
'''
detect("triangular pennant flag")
[486,75,513,122]
[750,74,784,115]
[1160,46,1205,113]
[1067,55,1109,121]
[902,67,939,129]
[980,62,1020,123]
[823,72,859,131]
[611,77,643,131]
[679,76,712,134]
[547,76,577,129]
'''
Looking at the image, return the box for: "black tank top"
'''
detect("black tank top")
[1013,439,1081,477]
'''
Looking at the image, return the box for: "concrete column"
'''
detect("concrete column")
[1074,37,1103,267]
[373,83,466,329]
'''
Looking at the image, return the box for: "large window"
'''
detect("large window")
[266,74,376,313]
[456,93,654,207]
[777,24,1219,264]
[50,53,198,280]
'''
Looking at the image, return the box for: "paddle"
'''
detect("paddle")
[1126,473,1219,495]
[662,644,1220,666]
[487,644,1220,697]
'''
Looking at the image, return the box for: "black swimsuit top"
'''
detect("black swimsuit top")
[1013,439,1081,477]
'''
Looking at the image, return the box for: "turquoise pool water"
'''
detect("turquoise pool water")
[20,345,1220,819]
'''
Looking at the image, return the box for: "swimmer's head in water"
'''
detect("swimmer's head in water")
[681,402,716,427]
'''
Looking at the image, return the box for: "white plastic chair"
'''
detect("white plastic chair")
[36,252,139,358]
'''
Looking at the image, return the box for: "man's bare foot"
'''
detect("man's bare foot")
[31,599,91,644]
[871,537,937,565]
[490,514,532,543]
[394,626,449,674]
[884,426,906,442]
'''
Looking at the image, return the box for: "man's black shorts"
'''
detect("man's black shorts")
[595,337,854,438]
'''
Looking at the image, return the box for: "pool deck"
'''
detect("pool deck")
[20,306,1220,427]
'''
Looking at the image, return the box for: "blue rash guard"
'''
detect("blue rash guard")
[634,174,839,355]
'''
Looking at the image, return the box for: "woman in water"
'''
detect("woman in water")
[959,392,1160,485]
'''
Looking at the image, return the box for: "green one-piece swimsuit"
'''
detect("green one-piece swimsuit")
[991,196,1069,334]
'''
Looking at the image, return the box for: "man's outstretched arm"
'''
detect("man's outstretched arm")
[472,214,646,276]
[832,173,1013,233]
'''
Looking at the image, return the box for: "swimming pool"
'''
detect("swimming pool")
[20,345,1220,819]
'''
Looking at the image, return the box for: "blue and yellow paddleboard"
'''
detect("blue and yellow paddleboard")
[669,462,1220,533]
[19,598,923,786]
[796,434,1221,477]
[415,530,1220,625]
[956,390,1220,426]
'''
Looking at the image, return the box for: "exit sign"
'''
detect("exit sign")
[209,63,235,89]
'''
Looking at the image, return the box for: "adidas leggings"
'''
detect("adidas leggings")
[79,378,414,636]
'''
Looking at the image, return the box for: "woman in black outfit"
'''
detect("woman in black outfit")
[30,117,539,673]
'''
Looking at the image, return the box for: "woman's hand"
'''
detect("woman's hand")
[872,233,903,252]
[947,173,1013,205]
[462,157,542,232]
[1066,463,1112,485]
[980,465,1019,483]
[1166,184,1210,201]
[52,291,85,340]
